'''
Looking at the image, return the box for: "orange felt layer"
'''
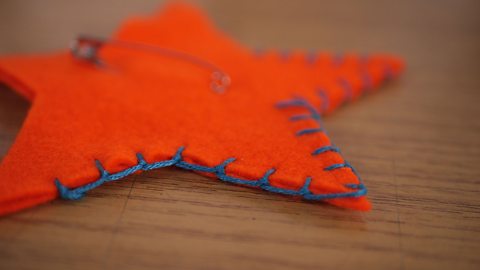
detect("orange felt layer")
[0,3,403,215]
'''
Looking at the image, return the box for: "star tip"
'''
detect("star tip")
[326,195,372,211]
[355,198,372,211]
[388,55,407,75]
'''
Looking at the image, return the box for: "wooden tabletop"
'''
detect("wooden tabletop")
[0,1,479,269]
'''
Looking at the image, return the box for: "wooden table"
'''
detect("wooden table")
[0,1,479,269]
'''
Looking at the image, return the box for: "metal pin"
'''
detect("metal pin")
[69,35,231,93]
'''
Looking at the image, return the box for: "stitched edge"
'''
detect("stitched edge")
[54,146,365,200]
[275,94,367,198]
[54,96,366,202]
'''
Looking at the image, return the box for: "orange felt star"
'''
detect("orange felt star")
[0,3,403,215]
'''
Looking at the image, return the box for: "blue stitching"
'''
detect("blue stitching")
[55,96,366,202]
[306,51,316,65]
[361,73,373,93]
[345,183,365,189]
[289,114,311,121]
[317,89,329,113]
[277,96,325,135]
[254,48,265,56]
[384,64,394,80]
[312,146,340,155]
[333,54,344,67]
[276,97,322,121]
[360,54,369,64]
[54,146,364,201]
[280,50,291,60]
[276,98,307,108]
[276,96,366,197]
[296,127,324,136]
[325,162,354,171]
[338,78,353,102]
[304,186,366,199]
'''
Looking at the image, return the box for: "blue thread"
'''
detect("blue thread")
[317,89,329,113]
[324,162,359,178]
[55,96,366,202]
[277,97,322,121]
[55,147,365,201]
[214,157,236,172]
[333,54,344,67]
[276,96,367,198]
[296,127,324,136]
[359,54,369,65]
[384,64,394,80]
[55,179,84,200]
[304,187,366,199]
[176,161,217,173]
[345,183,365,189]
[136,153,147,165]
[361,73,373,93]
[94,160,109,178]
[254,48,265,56]
[277,97,325,135]
[299,177,313,194]
[325,162,354,171]
[312,146,340,155]
[260,177,314,197]
[338,78,353,102]
[306,51,316,65]
[56,149,184,199]
[289,114,311,121]
[280,50,291,60]
[276,98,307,108]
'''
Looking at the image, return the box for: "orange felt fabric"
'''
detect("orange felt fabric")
[0,3,403,216]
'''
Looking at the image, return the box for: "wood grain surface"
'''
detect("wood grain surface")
[0,1,479,269]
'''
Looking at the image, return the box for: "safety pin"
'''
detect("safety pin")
[70,35,231,93]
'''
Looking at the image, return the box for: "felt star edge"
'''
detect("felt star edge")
[0,2,408,215]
